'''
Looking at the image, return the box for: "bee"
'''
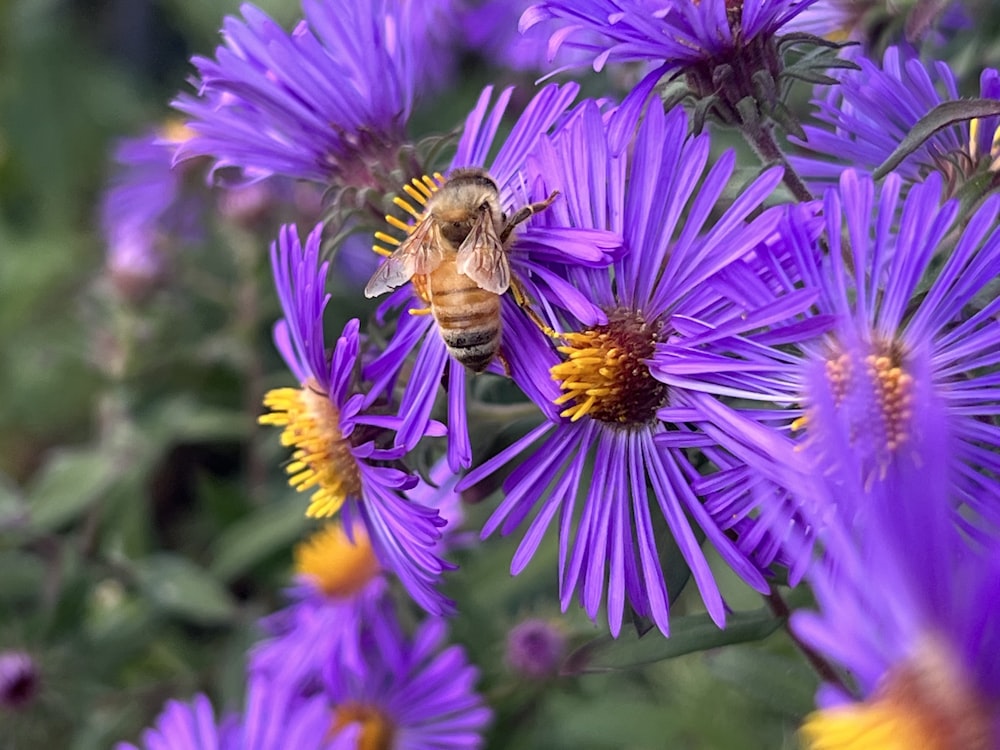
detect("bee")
[364,167,558,372]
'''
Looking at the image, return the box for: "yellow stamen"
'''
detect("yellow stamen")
[374,231,401,247]
[294,524,380,599]
[259,381,362,518]
[549,314,666,425]
[331,702,395,750]
[393,195,422,219]
[386,214,414,234]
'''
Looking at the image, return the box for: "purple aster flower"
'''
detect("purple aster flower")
[458,0,599,72]
[114,694,236,750]
[458,99,796,637]
[250,521,388,692]
[252,457,467,691]
[789,373,1000,749]
[783,0,968,46]
[505,618,567,680]
[793,46,1000,196]
[322,601,491,749]
[116,675,338,750]
[653,169,1000,548]
[258,223,455,615]
[173,0,447,188]
[100,122,202,298]
[0,650,38,711]
[521,0,822,131]
[363,83,622,471]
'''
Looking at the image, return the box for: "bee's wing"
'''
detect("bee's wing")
[364,218,445,298]
[455,211,510,294]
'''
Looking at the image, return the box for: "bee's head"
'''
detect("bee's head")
[433,170,503,245]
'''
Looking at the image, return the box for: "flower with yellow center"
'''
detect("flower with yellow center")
[322,612,490,750]
[259,223,454,616]
[790,390,1000,750]
[295,524,381,599]
[459,100,789,637]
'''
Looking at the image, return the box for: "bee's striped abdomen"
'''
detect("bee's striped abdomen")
[426,263,502,373]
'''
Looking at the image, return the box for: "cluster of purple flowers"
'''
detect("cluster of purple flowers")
[104,0,1000,747]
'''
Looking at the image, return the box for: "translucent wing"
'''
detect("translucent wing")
[364,218,445,298]
[455,211,510,294]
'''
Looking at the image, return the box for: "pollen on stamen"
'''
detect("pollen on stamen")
[550,312,667,426]
[294,523,380,599]
[259,381,362,518]
[331,701,396,750]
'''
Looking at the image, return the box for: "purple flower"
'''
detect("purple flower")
[251,458,467,690]
[322,601,491,749]
[0,651,38,711]
[173,1,447,186]
[792,46,1000,195]
[789,367,1000,749]
[258,223,455,615]
[783,0,968,45]
[116,676,337,750]
[521,0,821,131]
[363,83,622,471]
[114,694,235,750]
[653,169,1000,551]
[505,618,567,680]
[458,99,794,637]
[250,522,388,692]
[458,0,598,72]
[100,123,202,297]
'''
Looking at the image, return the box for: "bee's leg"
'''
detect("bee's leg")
[510,277,560,339]
[497,350,512,378]
[499,191,560,243]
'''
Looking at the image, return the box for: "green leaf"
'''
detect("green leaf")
[210,499,308,582]
[27,448,120,532]
[134,554,237,626]
[0,549,45,607]
[706,646,819,718]
[562,607,782,675]
[873,99,1000,179]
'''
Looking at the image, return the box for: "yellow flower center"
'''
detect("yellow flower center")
[331,702,396,750]
[551,311,667,425]
[800,639,993,750]
[294,524,380,599]
[259,380,362,518]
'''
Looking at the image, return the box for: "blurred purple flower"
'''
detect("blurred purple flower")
[790,360,1000,749]
[0,651,38,711]
[505,618,567,680]
[654,170,1000,548]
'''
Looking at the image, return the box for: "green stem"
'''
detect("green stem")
[764,585,850,693]
[741,122,816,204]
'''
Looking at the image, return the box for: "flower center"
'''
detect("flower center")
[550,311,667,425]
[800,639,993,750]
[331,702,396,750]
[294,524,380,599]
[796,340,914,466]
[259,380,362,518]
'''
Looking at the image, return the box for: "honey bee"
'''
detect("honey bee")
[364,167,558,372]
